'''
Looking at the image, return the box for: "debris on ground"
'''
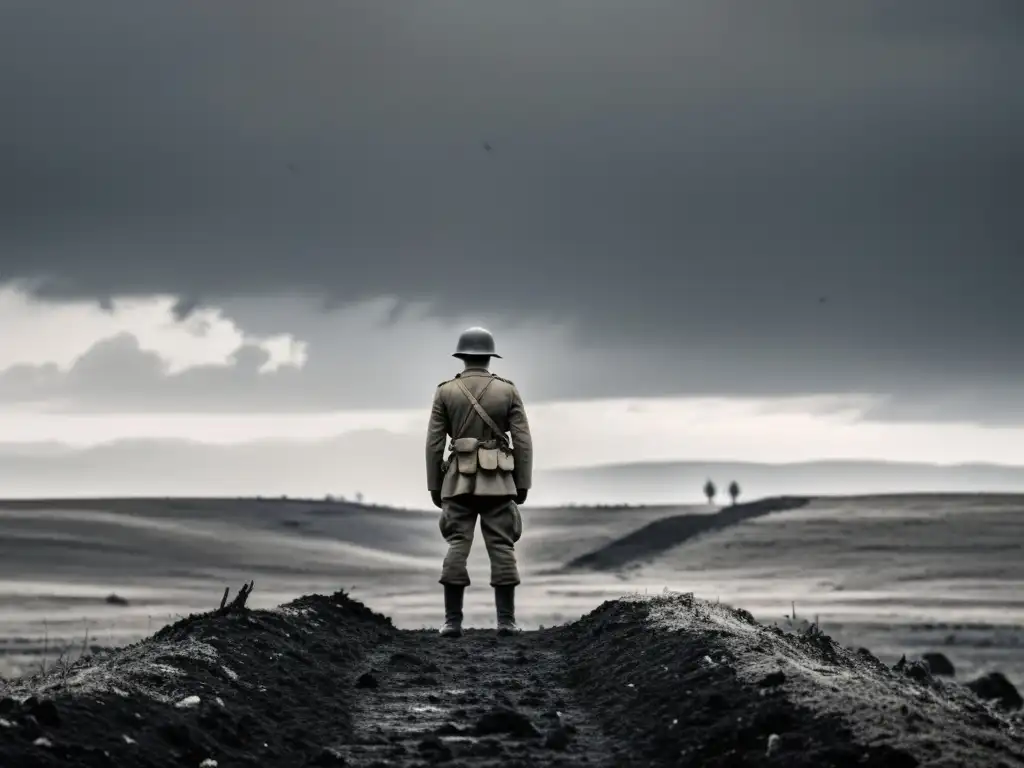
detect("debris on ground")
[921,652,956,677]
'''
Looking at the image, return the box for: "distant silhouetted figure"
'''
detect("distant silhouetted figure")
[728,480,741,505]
[703,479,717,505]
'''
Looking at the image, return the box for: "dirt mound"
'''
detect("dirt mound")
[557,592,1024,766]
[0,587,394,767]
[565,496,810,571]
[3,588,1022,767]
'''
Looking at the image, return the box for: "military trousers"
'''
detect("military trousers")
[438,495,522,587]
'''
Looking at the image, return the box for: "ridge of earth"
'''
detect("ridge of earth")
[2,589,1023,767]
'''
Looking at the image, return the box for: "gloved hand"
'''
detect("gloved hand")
[431,490,443,509]
[515,488,528,505]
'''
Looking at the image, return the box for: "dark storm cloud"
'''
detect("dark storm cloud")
[0,303,1020,427]
[1,0,1022,415]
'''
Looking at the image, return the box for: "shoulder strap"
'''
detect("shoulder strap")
[450,376,494,440]
[454,377,510,448]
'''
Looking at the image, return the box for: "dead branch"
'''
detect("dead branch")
[214,580,255,616]
[79,624,90,662]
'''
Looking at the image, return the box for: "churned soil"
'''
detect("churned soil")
[558,593,1024,767]
[564,496,811,571]
[0,590,395,768]
[331,628,616,767]
[3,588,1023,768]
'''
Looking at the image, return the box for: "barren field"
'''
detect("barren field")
[2,494,1023,687]
[1,494,1023,765]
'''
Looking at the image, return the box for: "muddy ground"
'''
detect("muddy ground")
[2,589,1023,768]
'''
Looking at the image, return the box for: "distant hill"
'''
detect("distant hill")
[539,459,1024,506]
[3,436,1024,506]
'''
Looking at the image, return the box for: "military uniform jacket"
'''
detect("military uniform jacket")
[426,368,533,499]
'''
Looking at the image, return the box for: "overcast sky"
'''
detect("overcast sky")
[1,0,1023,484]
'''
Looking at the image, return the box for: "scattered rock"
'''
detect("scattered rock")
[29,698,61,727]
[417,734,453,762]
[966,672,1023,711]
[306,746,348,766]
[388,651,425,667]
[905,662,932,682]
[758,670,786,687]
[921,652,955,677]
[894,655,931,682]
[158,721,194,748]
[870,745,921,767]
[175,695,201,709]
[474,707,540,738]
[543,725,573,750]
[19,714,43,739]
[467,738,504,757]
[355,672,379,689]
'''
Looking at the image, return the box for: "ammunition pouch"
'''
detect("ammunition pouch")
[447,437,515,476]
[497,447,515,472]
[452,437,480,474]
[475,439,515,472]
[478,445,498,471]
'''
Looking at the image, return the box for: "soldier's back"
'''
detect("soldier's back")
[437,370,518,442]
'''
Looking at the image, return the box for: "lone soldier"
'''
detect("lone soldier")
[426,327,533,637]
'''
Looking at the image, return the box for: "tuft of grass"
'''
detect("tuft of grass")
[772,600,826,638]
[26,618,103,683]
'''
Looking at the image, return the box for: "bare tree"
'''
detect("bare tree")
[728,480,741,505]
[703,479,717,505]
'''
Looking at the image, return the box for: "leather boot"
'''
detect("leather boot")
[439,585,464,637]
[494,585,521,635]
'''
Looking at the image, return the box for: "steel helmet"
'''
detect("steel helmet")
[453,326,502,359]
